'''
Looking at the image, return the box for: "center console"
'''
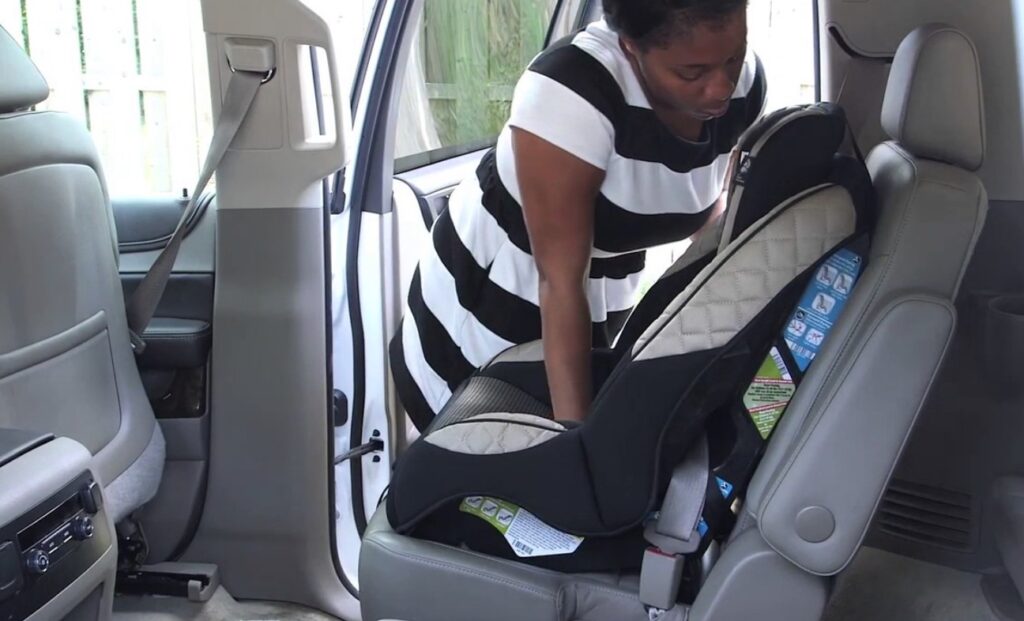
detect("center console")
[0,430,116,621]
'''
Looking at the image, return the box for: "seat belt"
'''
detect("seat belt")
[640,435,709,611]
[647,435,709,552]
[124,64,269,353]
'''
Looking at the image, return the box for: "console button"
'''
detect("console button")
[24,549,49,575]
[71,516,94,541]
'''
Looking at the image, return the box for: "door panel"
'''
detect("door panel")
[113,194,216,563]
[389,150,486,366]
[112,194,215,252]
[395,148,485,225]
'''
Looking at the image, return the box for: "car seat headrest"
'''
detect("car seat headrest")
[881,23,986,171]
[0,26,49,113]
[720,103,849,250]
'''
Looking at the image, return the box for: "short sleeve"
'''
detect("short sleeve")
[507,69,615,171]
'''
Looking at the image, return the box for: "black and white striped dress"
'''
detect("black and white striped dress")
[391,19,766,430]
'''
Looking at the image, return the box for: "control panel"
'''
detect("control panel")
[0,473,110,621]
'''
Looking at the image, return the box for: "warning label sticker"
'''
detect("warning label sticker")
[460,496,584,558]
[743,249,863,439]
[743,347,796,439]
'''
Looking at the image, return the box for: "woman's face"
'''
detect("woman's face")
[624,9,748,121]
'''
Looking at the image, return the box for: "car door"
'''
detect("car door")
[329,0,592,589]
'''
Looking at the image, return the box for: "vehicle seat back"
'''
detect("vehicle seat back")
[0,26,165,523]
[743,22,988,578]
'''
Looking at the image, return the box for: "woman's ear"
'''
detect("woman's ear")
[619,36,642,59]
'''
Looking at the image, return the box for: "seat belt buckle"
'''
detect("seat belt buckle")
[639,547,686,611]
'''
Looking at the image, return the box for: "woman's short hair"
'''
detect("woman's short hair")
[603,0,748,48]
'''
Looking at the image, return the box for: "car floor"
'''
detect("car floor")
[110,546,1014,621]
[822,546,1002,621]
[112,586,339,621]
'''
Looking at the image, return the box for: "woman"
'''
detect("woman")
[391,0,766,430]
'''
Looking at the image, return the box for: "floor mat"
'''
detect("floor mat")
[113,586,339,621]
[823,547,999,621]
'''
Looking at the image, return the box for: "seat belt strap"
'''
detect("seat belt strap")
[652,434,709,549]
[640,434,709,611]
[125,68,266,353]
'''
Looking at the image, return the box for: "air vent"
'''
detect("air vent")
[876,479,974,551]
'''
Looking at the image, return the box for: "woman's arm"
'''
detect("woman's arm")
[511,127,606,422]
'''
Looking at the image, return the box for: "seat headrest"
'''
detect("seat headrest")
[881,24,985,171]
[0,26,49,113]
[721,103,847,249]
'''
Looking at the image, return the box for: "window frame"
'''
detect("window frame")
[391,0,582,174]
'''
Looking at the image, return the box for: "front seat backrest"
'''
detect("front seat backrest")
[744,23,988,576]
[0,26,164,523]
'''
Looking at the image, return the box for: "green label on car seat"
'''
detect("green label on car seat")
[460,496,584,558]
[743,347,796,439]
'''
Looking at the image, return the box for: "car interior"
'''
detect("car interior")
[1,0,1024,620]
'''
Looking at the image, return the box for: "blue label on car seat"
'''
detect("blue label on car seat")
[716,477,734,499]
[697,518,709,538]
[784,249,863,371]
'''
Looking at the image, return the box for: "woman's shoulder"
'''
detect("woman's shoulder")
[506,22,627,171]
[521,20,641,118]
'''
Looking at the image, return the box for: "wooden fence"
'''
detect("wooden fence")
[418,0,556,148]
[2,0,211,195]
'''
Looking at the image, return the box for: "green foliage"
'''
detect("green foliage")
[422,0,553,149]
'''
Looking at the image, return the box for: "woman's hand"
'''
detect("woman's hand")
[511,127,606,422]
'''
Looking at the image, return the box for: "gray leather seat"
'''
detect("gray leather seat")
[360,23,988,621]
[0,26,165,523]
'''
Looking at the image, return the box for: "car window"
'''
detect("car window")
[748,0,816,111]
[1,1,213,196]
[392,0,562,173]
[303,0,380,104]
[4,0,385,197]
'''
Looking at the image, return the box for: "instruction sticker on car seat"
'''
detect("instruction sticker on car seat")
[743,347,796,439]
[784,249,863,371]
[460,496,583,558]
[743,249,863,439]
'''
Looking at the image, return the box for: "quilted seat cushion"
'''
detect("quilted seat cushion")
[425,413,567,455]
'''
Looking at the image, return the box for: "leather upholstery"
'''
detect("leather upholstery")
[0,27,48,112]
[749,25,988,576]
[881,23,986,171]
[0,25,164,522]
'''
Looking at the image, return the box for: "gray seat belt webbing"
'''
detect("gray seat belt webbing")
[645,434,709,554]
[639,434,709,610]
[125,69,265,352]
